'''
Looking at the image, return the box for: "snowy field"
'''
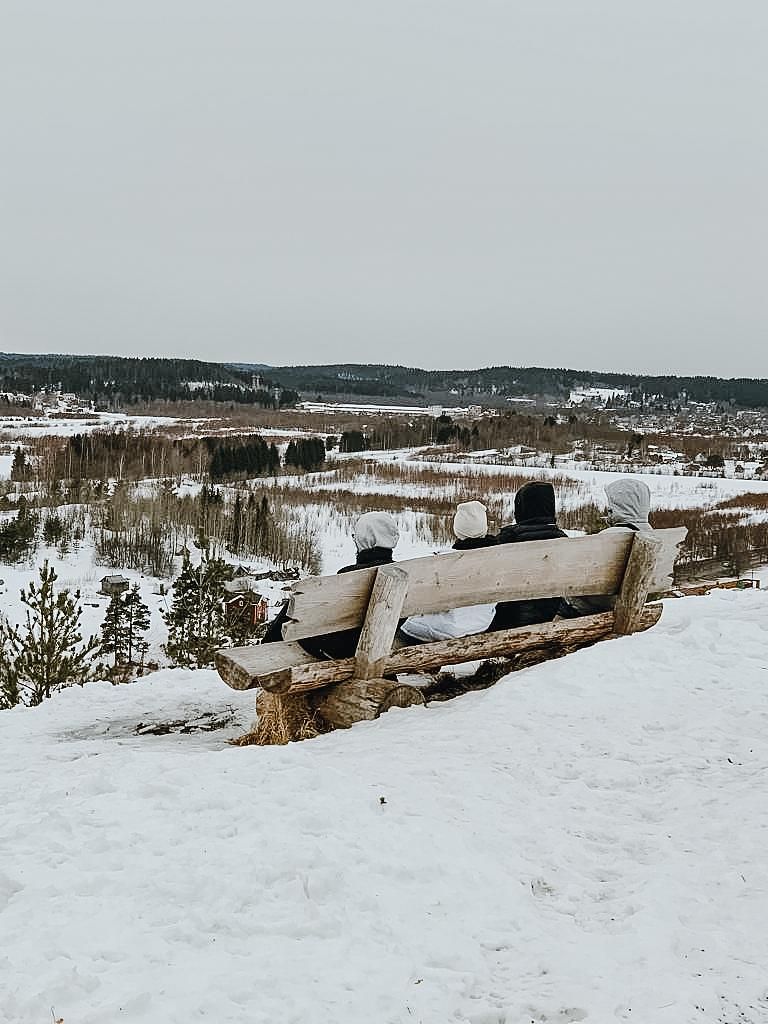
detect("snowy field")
[0,412,183,439]
[0,413,329,443]
[524,464,768,510]
[2,589,768,1023]
[340,450,768,511]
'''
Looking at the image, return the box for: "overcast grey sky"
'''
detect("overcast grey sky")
[1,1,766,376]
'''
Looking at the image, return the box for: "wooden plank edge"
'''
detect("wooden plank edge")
[215,650,295,692]
[259,604,663,695]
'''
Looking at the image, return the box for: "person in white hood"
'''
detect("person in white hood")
[451,500,497,550]
[263,511,400,656]
[602,478,652,533]
[338,511,400,572]
[559,478,654,617]
[399,501,496,643]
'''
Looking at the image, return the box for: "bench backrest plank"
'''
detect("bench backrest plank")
[282,527,686,641]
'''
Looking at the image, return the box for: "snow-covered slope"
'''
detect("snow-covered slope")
[2,592,768,1024]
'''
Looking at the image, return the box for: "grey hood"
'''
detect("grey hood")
[604,479,652,531]
[353,511,400,552]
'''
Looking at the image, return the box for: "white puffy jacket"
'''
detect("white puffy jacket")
[400,603,496,643]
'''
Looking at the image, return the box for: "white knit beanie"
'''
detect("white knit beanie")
[453,500,488,540]
[353,511,400,551]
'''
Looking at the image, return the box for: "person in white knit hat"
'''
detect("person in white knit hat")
[452,500,496,550]
[399,500,496,643]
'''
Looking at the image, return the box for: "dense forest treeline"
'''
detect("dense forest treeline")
[0,353,297,408]
[10,430,325,486]
[263,363,768,408]
[2,353,768,409]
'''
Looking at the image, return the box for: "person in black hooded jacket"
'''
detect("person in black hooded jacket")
[490,481,567,631]
[262,511,399,658]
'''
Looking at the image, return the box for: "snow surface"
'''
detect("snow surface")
[0,413,182,439]
[2,590,768,1023]
[0,542,172,662]
[352,452,768,510]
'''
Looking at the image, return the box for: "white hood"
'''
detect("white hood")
[604,479,652,531]
[353,511,400,551]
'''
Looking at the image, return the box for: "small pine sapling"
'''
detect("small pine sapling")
[100,592,130,667]
[4,560,103,705]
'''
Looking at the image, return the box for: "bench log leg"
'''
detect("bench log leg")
[314,678,426,729]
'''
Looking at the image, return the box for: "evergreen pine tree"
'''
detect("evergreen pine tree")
[10,446,26,482]
[100,592,130,667]
[0,505,37,562]
[1,561,102,705]
[163,554,231,668]
[123,585,151,665]
[0,619,20,709]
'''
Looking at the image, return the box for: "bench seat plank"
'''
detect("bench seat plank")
[217,605,662,695]
[215,641,320,691]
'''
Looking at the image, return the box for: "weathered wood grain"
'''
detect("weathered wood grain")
[281,528,685,641]
[217,605,662,694]
[353,565,409,679]
[314,678,426,729]
[214,641,319,691]
[613,533,664,634]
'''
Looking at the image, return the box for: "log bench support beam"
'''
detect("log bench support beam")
[613,533,664,635]
[314,678,426,729]
[353,565,409,680]
[217,606,664,696]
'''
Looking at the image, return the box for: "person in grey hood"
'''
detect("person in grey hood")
[263,511,400,657]
[337,511,400,573]
[603,479,652,533]
[559,478,653,616]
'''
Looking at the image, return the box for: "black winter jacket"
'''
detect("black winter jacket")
[452,535,497,550]
[262,546,396,659]
[337,546,394,573]
[491,517,567,631]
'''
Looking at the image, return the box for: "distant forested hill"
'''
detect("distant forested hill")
[0,353,295,407]
[258,363,768,408]
[4,352,767,409]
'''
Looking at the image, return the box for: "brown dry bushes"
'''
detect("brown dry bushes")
[233,691,327,746]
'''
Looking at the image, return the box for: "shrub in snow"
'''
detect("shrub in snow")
[0,560,103,708]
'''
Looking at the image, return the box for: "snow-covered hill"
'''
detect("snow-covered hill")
[2,591,768,1023]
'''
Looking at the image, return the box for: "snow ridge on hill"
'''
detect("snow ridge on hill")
[2,590,768,1023]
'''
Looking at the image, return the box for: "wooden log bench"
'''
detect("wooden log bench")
[216,527,686,736]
